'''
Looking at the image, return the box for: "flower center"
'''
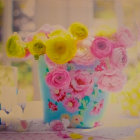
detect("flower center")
[34,42,45,53]
[77,79,85,85]
[68,102,73,107]
[57,76,62,80]
[77,46,87,56]
[55,43,66,54]
[54,90,59,94]
[97,42,106,50]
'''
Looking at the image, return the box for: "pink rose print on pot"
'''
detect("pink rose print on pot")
[63,97,79,113]
[96,69,126,92]
[110,47,127,69]
[90,99,104,115]
[69,70,94,99]
[48,101,58,111]
[50,89,66,102]
[91,37,113,59]
[72,37,96,65]
[45,68,71,89]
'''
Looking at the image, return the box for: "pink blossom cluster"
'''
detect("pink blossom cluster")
[42,25,133,112]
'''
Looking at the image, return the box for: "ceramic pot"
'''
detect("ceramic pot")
[38,56,108,128]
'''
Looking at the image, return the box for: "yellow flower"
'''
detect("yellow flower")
[48,29,68,38]
[95,25,116,38]
[27,33,47,60]
[61,114,70,120]
[71,115,83,125]
[46,33,77,64]
[6,33,26,58]
[116,84,140,117]
[70,133,83,139]
[69,22,88,40]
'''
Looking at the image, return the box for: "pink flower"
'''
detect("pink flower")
[24,32,35,42]
[93,122,101,128]
[110,47,127,69]
[20,120,28,130]
[50,120,64,131]
[24,24,54,42]
[24,48,31,58]
[50,89,66,102]
[45,68,71,89]
[57,131,70,138]
[38,24,54,37]
[113,27,134,48]
[96,69,126,92]
[63,97,79,113]
[69,70,94,99]
[91,37,113,59]
[72,38,96,65]
[90,99,104,115]
[48,101,58,111]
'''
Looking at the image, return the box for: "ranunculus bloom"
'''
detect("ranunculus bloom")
[6,33,26,58]
[50,120,64,131]
[96,70,126,92]
[69,70,94,99]
[72,38,96,65]
[46,33,77,64]
[27,33,47,60]
[91,37,113,59]
[110,47,127,69]
[45,68,71,89]
[113,27,134,48]
[50,89,66,102]
[69,22,88,40]
[63,97,79,113]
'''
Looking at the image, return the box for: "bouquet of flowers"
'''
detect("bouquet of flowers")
[6,22,134,128]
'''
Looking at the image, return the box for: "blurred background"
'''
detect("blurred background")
[0,0,140,117]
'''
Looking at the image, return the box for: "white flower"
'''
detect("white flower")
[61,118,70,129]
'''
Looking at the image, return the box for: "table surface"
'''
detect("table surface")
[0,101,140,140]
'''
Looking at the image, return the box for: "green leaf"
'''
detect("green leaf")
[93,101,98,104]
[83,96,90,105]
[67,66,71,71]
[94,84,98,88]
[98,89,102,93]
[79,110,84,115]
[79,105,84,110]
[92,90,95,95]
[80,122,84,126]
[46,67,49,72]
[78,111,81,115]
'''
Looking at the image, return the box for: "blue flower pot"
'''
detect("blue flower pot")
[38,56,108,128]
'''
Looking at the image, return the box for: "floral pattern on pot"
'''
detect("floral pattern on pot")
[38,56,109,128]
